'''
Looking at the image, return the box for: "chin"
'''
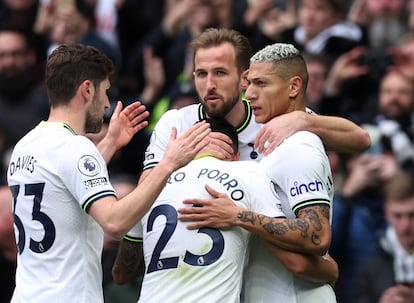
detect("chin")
[254,116,268,124]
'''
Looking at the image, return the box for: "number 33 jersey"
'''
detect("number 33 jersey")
[7,122,116,303]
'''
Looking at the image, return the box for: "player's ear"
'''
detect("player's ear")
[289,76,302,98]
[80,80,94,102]
[240,69,249,90]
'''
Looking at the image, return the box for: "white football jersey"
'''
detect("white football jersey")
[143,100,263,169]
[244,131,336,303]
[7,121,116,303]
[127,156,285,303]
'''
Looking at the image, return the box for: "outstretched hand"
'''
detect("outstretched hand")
[178,184,242,229]
[106,101,150,150]
[97,101,149,163]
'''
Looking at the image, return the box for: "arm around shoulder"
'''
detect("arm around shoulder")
[302,113,371,153]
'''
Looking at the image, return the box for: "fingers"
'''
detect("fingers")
[111,101,123,118]
[134,120,149,133]
[263,141,277,156]
[182,199,207,206]
[255,129,274,154]
[124,102,148,120]
[169,126,178,141]
[182,121,211,149]
[131,109,150,126]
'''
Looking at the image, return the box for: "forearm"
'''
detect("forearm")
[236,209,331,255]
[265,243,338,285]
[91,159,175,239]
[301,113,371,153]
[97,136,119,163]
[112,239,143,284]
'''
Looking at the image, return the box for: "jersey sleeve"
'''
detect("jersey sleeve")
[58,136,115,213]
[259,131,333,215]
[124,221,143,243]
[143,109,180,170]
[250,177,285,218]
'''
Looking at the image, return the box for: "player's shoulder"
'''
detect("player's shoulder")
[157,103,201,126]
[284,130,323,148]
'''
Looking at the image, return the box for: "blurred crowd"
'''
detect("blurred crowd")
[1,0,414,303]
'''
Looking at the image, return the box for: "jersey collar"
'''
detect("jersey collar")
[38,121,77,135]
[197,99,253,134]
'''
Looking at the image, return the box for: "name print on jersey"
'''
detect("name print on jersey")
[9,155,37,176]
[167,167,245,201]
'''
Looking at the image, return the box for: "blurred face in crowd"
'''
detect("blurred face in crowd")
[3,0,37,10]
[305,58,327,106]
[385,197,414,253]
[193,42,243,119]
[0,30,36,99]
[298,0,340,39]
[366,0,405,17]
[0,31,34,78]
[189,0,218,29]
[379,71,414,120]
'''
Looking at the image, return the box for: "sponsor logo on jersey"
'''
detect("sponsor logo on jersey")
[145,152,155,160]
[78,155,100,177]
[289,180,324,197]
[83,177,109,189]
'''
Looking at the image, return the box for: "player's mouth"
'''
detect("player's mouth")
[251,105,262,116]
[204,94,222,103]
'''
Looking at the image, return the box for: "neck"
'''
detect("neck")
[225,97,246,128]
[48,106,85,135]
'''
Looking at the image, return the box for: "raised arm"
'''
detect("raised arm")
[98,101,149,163]
[255,110,371,155]
[90,121,211,240]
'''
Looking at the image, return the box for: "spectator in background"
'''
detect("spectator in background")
[0,0,48,61]
[374,70,414,172]
[353,171,414,303]
[124,0,223,100]
[330,149,399,303]
[239,0,298,51]
[36,0,122,69]
[0,23,49,182]
[330,67,414,302]
[303,52,330,112]
[317,45,386,124]
[116,0,165,72]
[280,0,367,64]
[348,0,409,50]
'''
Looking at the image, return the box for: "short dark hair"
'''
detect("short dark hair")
[191,28,253,73]
[45,44,114,106]
[203,117,238,154]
